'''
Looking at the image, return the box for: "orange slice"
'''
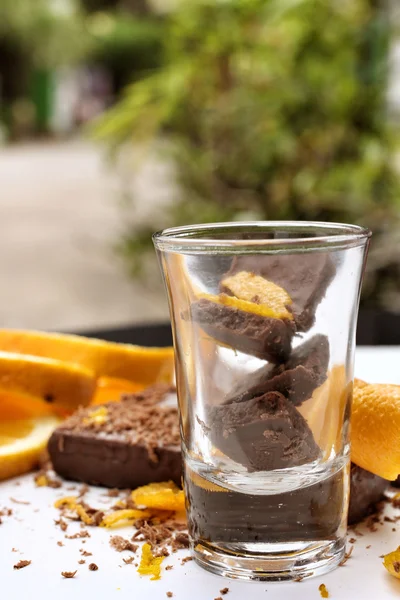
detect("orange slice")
[91,377,144,405]
[0,351,96,412]
[0,416,59,481]
[351,380,400,480]
[0,329,175,386]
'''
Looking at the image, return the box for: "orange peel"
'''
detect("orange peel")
[131,481,185,512]
[351,380,400,479]
[137,543,165,580]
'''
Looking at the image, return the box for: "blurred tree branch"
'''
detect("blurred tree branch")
[94,0,400,310]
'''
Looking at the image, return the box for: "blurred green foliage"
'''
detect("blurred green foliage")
[95,0,400,309]
[0,0,90,68]
[88,12,163,89]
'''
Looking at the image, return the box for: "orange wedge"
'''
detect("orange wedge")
[0,416,60,481]
[0,351,96,413]
[0,330,174,386]
[91,377,144,405]
[351,380,400,480]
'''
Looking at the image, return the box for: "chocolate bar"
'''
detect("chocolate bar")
[48,384,181,489]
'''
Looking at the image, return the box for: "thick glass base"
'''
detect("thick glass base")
[192,538,345,582]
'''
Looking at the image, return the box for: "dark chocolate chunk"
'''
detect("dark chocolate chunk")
[223,253,335,332]
[392,475,400,488]
[190,298,294,363]
[228,334,330,406]
[208,391,321,471]
[48,385,182,489]
[184,462,345,544]
[348,464,388,525]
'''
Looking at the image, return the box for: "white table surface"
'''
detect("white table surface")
[1,346,400,600]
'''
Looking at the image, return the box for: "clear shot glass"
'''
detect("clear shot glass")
[153,222,370,582]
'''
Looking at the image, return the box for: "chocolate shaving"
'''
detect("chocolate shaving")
[13,560,31,570]
[78,560,86,565]
[220,589,229,595]
[165,565,174,571]
[65,530,90,539]
[61,570,77,578]
[339,545,354,566]
[79,550,92,557]
[88,563,98,571]
[167,593,173,598]
[9,497,30,505]
[181,556,193,565]
[110,536,138,553]
[122,556,135,565]
[57,541,64,547]
[55,384,179,464]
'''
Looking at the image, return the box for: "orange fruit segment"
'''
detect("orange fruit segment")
[0,351,96,413]
[91,377,144,405]
[0,329,175,386]
[0,392,55,420]
[351,380,400,480]
[0,416,60,481]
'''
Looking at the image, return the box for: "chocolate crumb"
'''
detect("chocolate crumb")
[78,560,85,565]
[181,556,193,565]
[348,537,356,543]
[79,550,92,557]
[165,565,174,571]
[107,489,120,498]
[55,518,68,532]
[11,548,18,553]
[366,545,371,549]
[214,597,223,600]
[57,541,64,547]
[393,527,397,532]
[13,560,31,570]
[167,593,173,598]
[110,536,138,553]
[220,588,229,595]
[65,530,90,540]
[385,516,395,523]
[88,563,98,571]
[61,570,77,578]
[122,556,135,565]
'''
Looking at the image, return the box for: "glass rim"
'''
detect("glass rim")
[153,221,371,253]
